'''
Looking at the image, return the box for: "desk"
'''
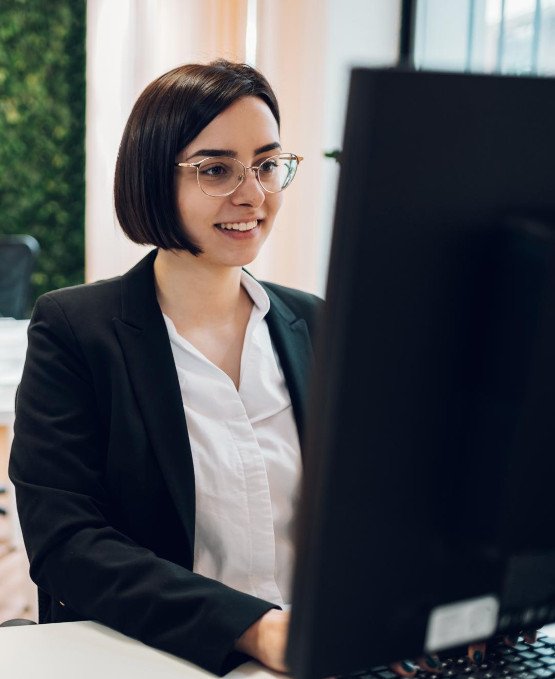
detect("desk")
[0,620,278,679]
[1,622,555,679]
[0,318,28,481]
[0,319,36,622]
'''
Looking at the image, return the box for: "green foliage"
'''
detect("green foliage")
[0,0,86,307]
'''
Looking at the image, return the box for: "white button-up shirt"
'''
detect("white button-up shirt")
[163,273,302,607]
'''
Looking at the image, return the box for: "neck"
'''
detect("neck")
[153,249,245,326]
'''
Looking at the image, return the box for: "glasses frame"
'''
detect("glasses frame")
[174,152,304,197]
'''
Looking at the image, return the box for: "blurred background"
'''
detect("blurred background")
[1,0,555,623]
[1,0,554,311]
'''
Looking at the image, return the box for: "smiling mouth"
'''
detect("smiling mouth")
[215,220,260,232]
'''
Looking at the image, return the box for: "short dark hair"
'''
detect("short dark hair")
[114,60,280,253]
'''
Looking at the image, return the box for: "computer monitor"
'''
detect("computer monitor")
[287,68,555,679]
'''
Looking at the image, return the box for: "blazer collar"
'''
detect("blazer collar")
[119,248,160,329]
[261,284,313,446]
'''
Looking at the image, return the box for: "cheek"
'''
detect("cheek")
[267,193,284,219]
[176,188,221,228]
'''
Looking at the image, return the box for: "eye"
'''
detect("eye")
[199,160,233,180]
[259,157,279,174]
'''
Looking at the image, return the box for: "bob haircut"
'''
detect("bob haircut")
[114,59,280,254]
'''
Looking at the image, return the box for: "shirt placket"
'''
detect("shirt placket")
[226,405,282,604]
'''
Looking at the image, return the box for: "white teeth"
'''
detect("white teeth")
[218,220,258,231]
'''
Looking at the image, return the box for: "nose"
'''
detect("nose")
[230,167,265,207]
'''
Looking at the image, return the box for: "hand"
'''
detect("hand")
[390,654,442,676]
[390,654,448,677]
[467,628,538,664]
[235,611,439,676]
[391,629,540,677]
[235,609,290,673]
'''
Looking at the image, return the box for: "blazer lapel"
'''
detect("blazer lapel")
[263,286,314,448]
[112,250,196,552]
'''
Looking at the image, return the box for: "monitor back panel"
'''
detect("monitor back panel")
[288,69,555,679]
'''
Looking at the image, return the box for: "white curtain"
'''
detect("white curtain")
[85,0,248,283]
[246,0,327,294]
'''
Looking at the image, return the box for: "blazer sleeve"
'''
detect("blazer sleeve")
[9,293,277,675]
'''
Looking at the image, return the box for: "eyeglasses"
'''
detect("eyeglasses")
[174,153,303,197]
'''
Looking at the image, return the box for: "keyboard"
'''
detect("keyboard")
[347,634,555,678]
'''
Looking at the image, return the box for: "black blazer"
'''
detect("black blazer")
[9,249,322,675]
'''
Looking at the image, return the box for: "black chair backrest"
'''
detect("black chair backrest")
[0,235,40,319]
[0,619,37,627]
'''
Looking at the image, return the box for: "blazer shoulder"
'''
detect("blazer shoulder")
[37,275,123,321]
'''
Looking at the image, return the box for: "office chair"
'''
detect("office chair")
[0,619,36,627]
[0,235,40,319]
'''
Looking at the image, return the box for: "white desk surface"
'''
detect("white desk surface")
[0,620,280,679]
[0,318,28,425]
[2,621,555,679]
[0,409,14,427]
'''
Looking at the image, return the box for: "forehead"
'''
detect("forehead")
[186,96,280,153]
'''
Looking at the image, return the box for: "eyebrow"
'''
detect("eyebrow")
[185,142,281,161]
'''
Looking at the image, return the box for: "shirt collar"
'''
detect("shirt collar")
[241,270,270,318]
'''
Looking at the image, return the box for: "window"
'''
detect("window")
[415,0,555,75]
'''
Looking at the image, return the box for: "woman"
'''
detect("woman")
[8,60,513,677]
[10,60,318,675]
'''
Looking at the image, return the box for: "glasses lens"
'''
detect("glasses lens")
[197,157,243,196]
[258,154,299,193]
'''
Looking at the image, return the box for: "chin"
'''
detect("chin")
[224,252,259,268]
[219,242,268,268]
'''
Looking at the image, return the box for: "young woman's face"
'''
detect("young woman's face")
[175,96,283,268]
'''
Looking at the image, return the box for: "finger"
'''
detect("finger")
[523,629,538,644]
[504,633,520,646]
[467,642,487,665]
[416,654,442,673]
[390,660,417,677]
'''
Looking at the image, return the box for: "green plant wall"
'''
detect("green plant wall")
[0,0,86,306]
